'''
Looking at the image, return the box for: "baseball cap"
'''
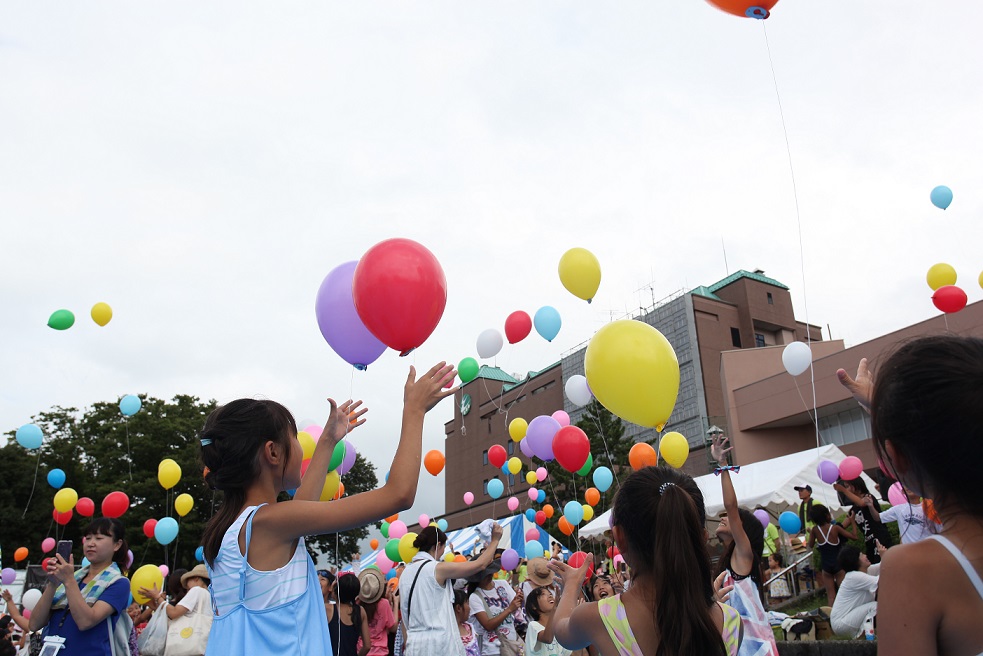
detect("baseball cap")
[793,484,812,492]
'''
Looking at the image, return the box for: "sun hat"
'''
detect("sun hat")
[526,558,555,588]
[466,559,502,584]
[358,568,386,604]
[181,564,211,588]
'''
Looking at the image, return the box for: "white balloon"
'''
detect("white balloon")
[22,588,42,611]
[565,374,593,406]
[476,329,504,359]
[782,341,812,376]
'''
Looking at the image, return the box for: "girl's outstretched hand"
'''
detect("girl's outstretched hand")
[404,362,457,412]
[836,358,873,410]
[710,434,733,464]
[549,553,593,590]
[322,399,367,445]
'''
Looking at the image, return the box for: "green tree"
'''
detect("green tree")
[304,454,379,567]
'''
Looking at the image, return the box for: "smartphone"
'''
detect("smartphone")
[56,540,73,563]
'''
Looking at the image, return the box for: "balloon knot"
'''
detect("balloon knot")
[399,348,416,357]
[587,298,593,304]
[746,6,769,18]
[354,363,368,371]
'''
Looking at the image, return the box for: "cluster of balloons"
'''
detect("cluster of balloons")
[46,303,113,330]
[316,239,447,367]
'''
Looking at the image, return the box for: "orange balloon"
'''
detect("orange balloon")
[424,450,445,476]
[386,514,399,523]
[370,539,379,550]
[629,443,658,471]
[335,483,345,500]
[543,504,555,519]
[705,0,779,19]
[454,555,466,562]
[14,547,28,562]
[585,487,600,507]
[558,516,574,536]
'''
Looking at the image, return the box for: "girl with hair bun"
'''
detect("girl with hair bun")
[549,466,742,656]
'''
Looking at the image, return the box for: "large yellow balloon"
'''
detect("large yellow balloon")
[582,504,594,522]
[398,532,419,563]
[585,320,679,430]
[558,248,602,303]
[320,470,341,502]
[174,493,194,517]
[659,432,690,468]
[90,302,113,327]
[507,457,522,475]
[525,471,538,485]
[509,418,528,443]
[926,263,957,291]
[298,431,316,460]
[131,564,164,604]
[158,459,182,490]
[53,487,78,513]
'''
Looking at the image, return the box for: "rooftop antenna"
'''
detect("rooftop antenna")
[721,238,730,276]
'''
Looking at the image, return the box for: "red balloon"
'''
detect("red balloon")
[567,550,596,583]
[76,497,95,517]
[705,0,779,19]
[504,311,532,344]
[488,445,508,469]
[352,239,447,355]
[143,519,158,539]
[535,511,546,526]
[53,508,73,525]
[552,426,591,473]
[932,285,967,314]
[102,491,130,519]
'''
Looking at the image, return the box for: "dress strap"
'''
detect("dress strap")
[596,595,643,656]
[929,535,983,600]
[238,503,268,601]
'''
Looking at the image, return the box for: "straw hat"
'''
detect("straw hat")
[358,568,386,604]
[181,564,211,588]
[526,558,554,588]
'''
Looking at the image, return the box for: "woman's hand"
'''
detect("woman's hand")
[47,554,75,584]
[403,363,457,413]
[549,553,593,591]
[491,523,504,543]
[322,399,367,446]
[139,584,165,608]
[836,358,873,410]
[710,435,733,465]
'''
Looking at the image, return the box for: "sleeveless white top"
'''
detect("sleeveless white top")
[929,535,983,656]
[210,505,309,612]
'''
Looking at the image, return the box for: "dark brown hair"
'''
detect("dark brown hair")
[611,466,725,656]
[413,526,447,553]
[713,507,765,600]
[199,399,297,565]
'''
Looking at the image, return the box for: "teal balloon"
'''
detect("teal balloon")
[524,539,544,558]
[524,508,536,521]
[385,538,401,562]
[381,521,390,539]
[537,489,546,503]
[930,185,953,210]
[576,453,593,477]
[779,511,802,534]
[533,306,562,342]
[459,357,480,384]
[154,517,179,545]
[437,519,448,532]
[487,478,504,499]
[47,469,66,489]
[195,546,204,562]
[119,395,142,416]
[47,309,75,331]
[592,466,613,493]
[16,424,43,450]
[563,500,584,525]
[328,441,347,471]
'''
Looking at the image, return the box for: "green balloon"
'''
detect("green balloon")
[381,521,390,539]
[47,309,75,331]
[385,538,401,562]
[328,440,347,471]
[576,453,594,477]
[459,357,480,384]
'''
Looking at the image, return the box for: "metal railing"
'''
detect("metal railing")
[763,549,815,605]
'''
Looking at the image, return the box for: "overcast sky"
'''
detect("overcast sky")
[2,2,981,532]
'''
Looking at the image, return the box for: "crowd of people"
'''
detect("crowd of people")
[2,334,983,655]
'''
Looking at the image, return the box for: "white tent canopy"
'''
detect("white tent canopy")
[580,445,877,538]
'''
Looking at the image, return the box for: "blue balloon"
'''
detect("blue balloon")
[47,468,66,489]
[287,488,297,497]
[534,306,562,342]
[385,569,397,580]
[524,539,544,559]
[119,395,142,416]
[592,466,613,493]
[564,500,584,525]
[487,478,504,499]
[195,546,204,562]
[385,470,390,482]
[778,511,802,534]
[537,490,547,503]
[154,517,179,545]
[16,424,43,450]
[437,519,448,532]
[501,463,510,475]
[524,508,536,522]
[930,185,953,210]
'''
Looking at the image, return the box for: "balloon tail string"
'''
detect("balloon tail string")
[125,420,133,482]
[590,409,621,491]
[22,450,42,518]
[943,314,950,333]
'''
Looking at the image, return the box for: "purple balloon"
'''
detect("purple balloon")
[338,441,358,475]
[519,438,535,459]
[526,415,561,461]
[753,509,770,528]
[315,261,387,370]
[817,459,839,485]
[501,548,520,571]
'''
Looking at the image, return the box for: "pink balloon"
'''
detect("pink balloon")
[525,528,540,542]
[527,488,538,501]
[376,552,393,575]
[536,467,548,482]
[389,520,408,539]
[126,550,134,569]
[42,537,55,553]
[839,456,864,480]
[304,425,323,441]
[613,554,624,566]
[507,497,519,511]
[463,492,474,505]
[159,565,169,577]
[22,609,31,620]
[888,482,908,507]
[418,514,430,528]
[551,410,570,427]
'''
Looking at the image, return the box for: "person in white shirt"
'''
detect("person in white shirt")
[866,489,936,544]
[829,546,878,638]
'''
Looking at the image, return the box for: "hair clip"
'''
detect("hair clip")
[200,438,212,447]
[658,482,676,495]
[714,465,740,476]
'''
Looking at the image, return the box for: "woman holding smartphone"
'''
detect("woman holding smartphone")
[28,518,131,656]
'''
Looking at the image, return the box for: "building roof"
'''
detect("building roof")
[473,366,519,385]
[689,285,722,300]
[707,269,789,293]
[502,361,561,392]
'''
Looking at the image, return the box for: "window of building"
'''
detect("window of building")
[507,442,514,455]
[487,418,492,434]
[482,449,488,465]
[754,333,766,347]
[508,474,515,486]
[731,328,742,348]
[483,479,489,496]
[767,292,774,305]
[818,408,871,448]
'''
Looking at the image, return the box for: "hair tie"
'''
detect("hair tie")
[659,482,676,495]
[200,438,213,447]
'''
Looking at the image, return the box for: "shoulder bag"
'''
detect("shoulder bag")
[164,591,212,656]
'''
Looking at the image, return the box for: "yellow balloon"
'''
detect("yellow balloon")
[509,418,528,442]
[659,431,689,468]
[558,247,602,303]
[585,320,679,430]
[978,270,983,290]
[398,532,419,563]
[298,431,316,460]
[926,263,957,291]
[320,470,341,502]
[131,564,164,604]
[507,457,522,475]
[90,302,113,327]
[582,504,594,522]
[525,471,538,485]
[174,493,194,517]
[158,459,182,490]
[53,487,78,513]
[443,552,455,562]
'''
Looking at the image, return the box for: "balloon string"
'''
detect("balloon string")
[22,450,42,518]
[588,410,622,492]
[792,377,834,509]
[124,419,133,482]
